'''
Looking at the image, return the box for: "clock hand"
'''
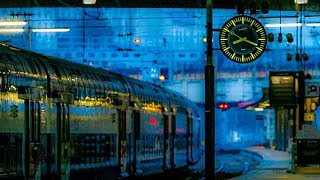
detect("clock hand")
[233,37,247,44]
[229,31,243,39]
[230,31,258,46]
[243,39,258,46]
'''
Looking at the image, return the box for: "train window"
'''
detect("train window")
[51,64,61,79]
[3,54,24,73]
[89,72,99,81]
[60,66,72,78]
[153,88,159,93]
[25,58,38,75]
[138,84,144,89]
[33,58,43,76]
[102,75,111,82]
[92,73,100,81]
[81,71,90,80]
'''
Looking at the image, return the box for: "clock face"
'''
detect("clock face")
[219,16,267,63]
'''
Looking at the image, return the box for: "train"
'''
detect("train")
[0,43,202,179]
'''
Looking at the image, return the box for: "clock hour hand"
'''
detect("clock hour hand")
[233,37,246,44]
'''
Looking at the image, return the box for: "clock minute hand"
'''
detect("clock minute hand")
[243,39,258,46]
[229,31,243,39]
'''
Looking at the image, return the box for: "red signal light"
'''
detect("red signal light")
[217,103,229,110]
[149,118,157,125]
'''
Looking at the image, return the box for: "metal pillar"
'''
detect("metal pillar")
[205,0,215,179]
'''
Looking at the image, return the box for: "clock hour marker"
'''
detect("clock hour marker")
[231,20,236,26]
[232,53,236,59]
[258,38,266,40]
[242,55,244,62]
[223,28,230,32]
[242,17,244,24]
[256,28,263,32]
[256,47,263,51]
[223,47,230,51]
[220,38,228,41]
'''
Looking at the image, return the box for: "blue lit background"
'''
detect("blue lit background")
[1,7,320,149]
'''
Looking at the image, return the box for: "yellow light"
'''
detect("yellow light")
[0,21,26,26]
[134,38,141,44]
[32,28,70,32]
[202,37,207,43]
[311,103,317,111]
[159,75,166,81]
[0,28,24,33]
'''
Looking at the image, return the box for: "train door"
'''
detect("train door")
[18,87,42,179]
[118,109,128,176]
[170,114,176,169]
[162,114,170,170]
[187,112,193,164]
[55,102,71,180]
[132,110,142,174]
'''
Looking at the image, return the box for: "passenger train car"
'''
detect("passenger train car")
[0,43,201,179]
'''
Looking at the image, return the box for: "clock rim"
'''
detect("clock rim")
[219,15,267,63]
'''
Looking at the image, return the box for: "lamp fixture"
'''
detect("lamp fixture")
[295,53,301,61]
[306,23,320,26]
[254,108,264,111]
[294,0,308,4]
[287,53,292,61]
[286,33,294,43]
[235,0,245,14]
[32,28,70,32]
[278,33,283,43]
[83,0,96,4]
[267,33,274,42]
[0,21,26,26]
[265,23,302,27]
[0,28,24,33]
[302,53,309,61]
[249,0,257,15]
[267,23,320,27]
[261,0,270,14]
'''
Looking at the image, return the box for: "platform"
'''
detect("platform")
[231,146,320,180]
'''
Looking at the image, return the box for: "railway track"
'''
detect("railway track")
[215,149,262,179]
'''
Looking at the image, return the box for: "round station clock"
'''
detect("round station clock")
[219,16,267,63]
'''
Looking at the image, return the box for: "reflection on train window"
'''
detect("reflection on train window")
[175,134,187,150]
[31,102,41,142]
[141,134,163,162]
[71,134,117,166]
[0,135,17,175]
